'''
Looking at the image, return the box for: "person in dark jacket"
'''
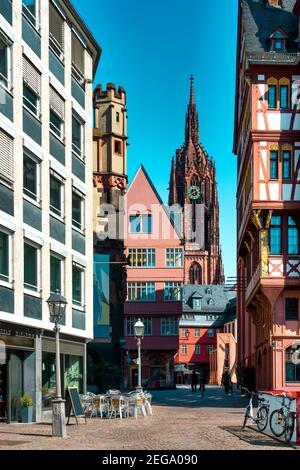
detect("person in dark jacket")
[222,370,231,394]
[191,370,197,392]
[199,369,206,397]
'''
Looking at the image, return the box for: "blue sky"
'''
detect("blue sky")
[72,0,238,279]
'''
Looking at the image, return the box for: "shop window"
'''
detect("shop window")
[286,345,300,382]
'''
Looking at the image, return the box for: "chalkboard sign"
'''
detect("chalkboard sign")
[65,387,87,425]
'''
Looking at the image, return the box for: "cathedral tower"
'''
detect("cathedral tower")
[169,77,224,285]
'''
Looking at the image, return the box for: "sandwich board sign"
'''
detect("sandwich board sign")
[65,387,87,425]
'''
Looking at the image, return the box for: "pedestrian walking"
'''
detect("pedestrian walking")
[222,369,231,394]
[191,370,197,392]
[199,369,206,397]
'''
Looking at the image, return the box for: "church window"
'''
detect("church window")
[189,262,202,285]
[114,139,122,155]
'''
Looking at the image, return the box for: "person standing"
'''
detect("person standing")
[199,369,206,397]
[191,370,197,392]
[222,370,231,394]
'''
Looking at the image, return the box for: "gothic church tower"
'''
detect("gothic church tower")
[169,77,224,285]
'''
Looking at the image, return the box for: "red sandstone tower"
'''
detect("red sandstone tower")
[169,77,224,285]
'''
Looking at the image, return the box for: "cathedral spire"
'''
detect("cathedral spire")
[185,75,199,143]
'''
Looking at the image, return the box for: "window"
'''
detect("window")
[128,248,156,267]
[22,0,39,29]
[72,114,84,159]
[72,189,84,231]
[161,317,178,336]
[283,150,292,180]
[50,87,65,140]
[189,262,202,285]
[181,345,187,356]
[129,215,152,234]
[0,129,13,183]
[23,58,41,118]
[24,241,39,292]
[280,85,289,109]
[268,85,277,109]
[288,217,299,255]
[182,328,189,338]
[50,254,64,295]
[285,298,298,321]
[0,230,12,285]
[195,345,201,356]
[116,112,120,123]
[164,282,182,301]
[126,317,152,336]
[270,150,278,180]
[72,264,84,307]
[207,329,214,338]
[194,328,200,338]
[49,1,64,60]
[0,36,12,92]
[274,40,284,51]
[23,153,39,202]
[269,216,282,255]
[114,140,122,155]
[50,173,64,219]
[193,299,201,309]
[166,248,183,267]
[72,31,85,84]
[127,282,155,301]
[286,345,300,382]
[207,345,214,354]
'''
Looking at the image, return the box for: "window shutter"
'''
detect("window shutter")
[23,57,41,96]
[72,33,84,74]
[50,87,64,119]
[49,2,64,51]
[0,129,13,182]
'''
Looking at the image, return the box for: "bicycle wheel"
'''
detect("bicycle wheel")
[270,409,285,437]
[256,405,269,432]
[284,414,295,443]
[243,407,250,429]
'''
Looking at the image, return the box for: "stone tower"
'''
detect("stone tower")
[89,84,128,390]
[169,76,224,285]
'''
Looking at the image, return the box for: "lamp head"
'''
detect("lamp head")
[46,290,67,326]
[134,318,145,338]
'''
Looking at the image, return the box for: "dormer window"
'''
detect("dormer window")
[269,29,288,52]
[193,298,201,309]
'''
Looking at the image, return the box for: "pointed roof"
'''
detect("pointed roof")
[185,75,199,144]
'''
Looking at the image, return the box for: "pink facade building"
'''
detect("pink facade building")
[124,166,184,389]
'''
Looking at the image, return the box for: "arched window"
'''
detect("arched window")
[189,262,202,285]
[285,345,300,383]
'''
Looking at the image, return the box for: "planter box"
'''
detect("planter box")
[21,406,33,423]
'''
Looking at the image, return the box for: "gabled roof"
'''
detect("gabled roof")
[270,27,289,38]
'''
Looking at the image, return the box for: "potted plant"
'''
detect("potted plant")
[20,395,33,423]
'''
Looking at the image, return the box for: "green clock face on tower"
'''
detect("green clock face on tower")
[188,185,201,201]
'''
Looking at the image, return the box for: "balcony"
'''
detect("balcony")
[24,293,42,320]
[22,15,41,58]
[0,0,12,24]
[72,228,85,255]
[23,107,42,145]
[72,152,85,182]
[0,182,13,215]
[0,285,14,313]
[0,81,13,121]
[72,308,85,330]
[49,49,65,86]
[23,199,42,231]
[49,132,65,165]
[50,215,65,244]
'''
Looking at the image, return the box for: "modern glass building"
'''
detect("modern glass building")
[0,0,101,422]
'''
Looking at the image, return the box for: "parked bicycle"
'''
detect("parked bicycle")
[242,388,269,432]
[269,393,296,443]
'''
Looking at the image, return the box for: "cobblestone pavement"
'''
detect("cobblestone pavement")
[0,386,295,450]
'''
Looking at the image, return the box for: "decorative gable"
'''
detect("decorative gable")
[269,28,288,52]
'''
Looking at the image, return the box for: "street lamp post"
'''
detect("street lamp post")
[46,291,67,438]
[134,319,145,393]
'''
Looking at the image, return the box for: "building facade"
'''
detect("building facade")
[169,77,224,286]
[175,285,236,383]
[234,0,300,391]
[0,0,100,422]
[89,83,128,391]
[124,166,183,389]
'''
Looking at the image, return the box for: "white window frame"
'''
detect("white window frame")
[50,172,65,221]
[49,0,65,62]
[165,248,183,267]
[195,345,201,356]
[22,0,40,31]
[0,34,12,93]
[72,187,84,233]
[23,151,41,206]
[50,252,65,296]
[164,282,182,301]
[50,108,64,142]
[127,282,155,302]
[181,344,187,355]
[72,263,85,310]
[128,248,156,268]
[24,239,41,297]
[207,329,214,338]
[23,82,41,120]
[207,345,214,355]
[0,227,13,288]
[160,317,178,336]
[72,112,85,161]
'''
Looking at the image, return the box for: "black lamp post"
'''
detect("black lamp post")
[134,319,145,392]
[46,291,67,438]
